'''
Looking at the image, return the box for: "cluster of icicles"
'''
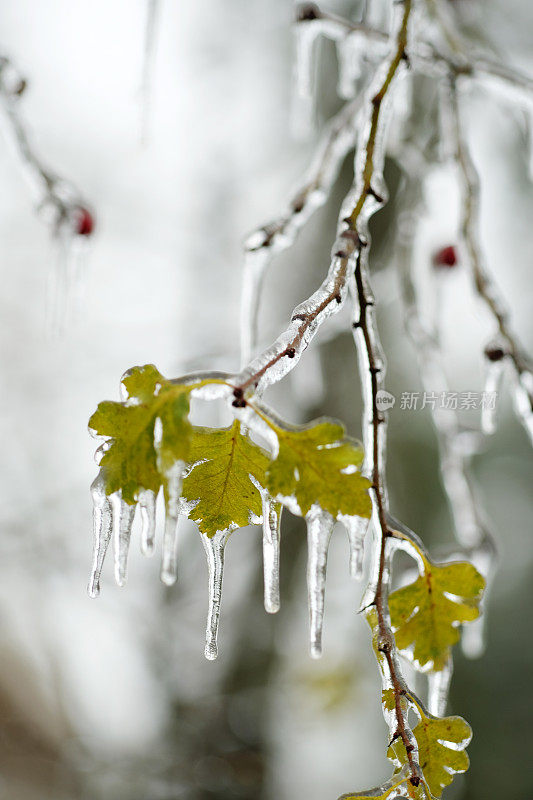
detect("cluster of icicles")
[89,471,369,662]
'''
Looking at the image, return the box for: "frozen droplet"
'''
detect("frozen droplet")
[340,514,370,579]
[88,474,113,598]
[306,506,335,658]
[201,530,229,660]
[138,489,156,556]
[114,497,136,587]
[161,468,183,586]
[261,494,282,614]
[427,659,453,717]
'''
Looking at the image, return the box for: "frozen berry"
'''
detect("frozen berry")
[73,206,95,237]
[433,245,457,268]
[485,344,506,362]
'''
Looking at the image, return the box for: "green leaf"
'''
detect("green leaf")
[388,709,472,798]
[266,420,372,518]
[182,420,270,537]
[340,768,426,799]
[388,559,485,671]
[89,364,193,504]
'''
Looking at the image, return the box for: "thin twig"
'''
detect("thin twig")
[444,75,533,422]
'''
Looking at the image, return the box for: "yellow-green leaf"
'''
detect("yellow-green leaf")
[266,420,372,518]
[182,420,270,537]
[340,768,426,799]
[89,364,192,504]
[389,559,485,671]
[388,709,472,798]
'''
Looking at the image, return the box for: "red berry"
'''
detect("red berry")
[433,245,457,268]
[73,206,95,236]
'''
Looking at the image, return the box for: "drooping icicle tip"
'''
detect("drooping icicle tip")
[306,507,335,659]
[114,497,135,587]
[88,475,113,598]
[201,530,229,660]
[261,493,282,614]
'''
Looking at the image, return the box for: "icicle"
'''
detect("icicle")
[46,225,90,337]
[161,467,183,586]
[240,247,271,367]
[261,493,282,614]
[114,497,136,587]
[138,488,156,556]
[339,514,370,580]
[201,530,229,661]
[306,506,335,658]
[292,16,323,138]
[140,0,160,145]
[336,35,363,99]
[481,346,505,435]
[88,474,113,598]
[427,659,453,717]
[513,368,533,445]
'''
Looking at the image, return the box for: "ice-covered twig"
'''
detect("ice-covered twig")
[0,55,94,333]
[442,75,533,442]
[0,56,93,237]
[395,147,497,669]
[297,2,533,104]
[240,96,362,365]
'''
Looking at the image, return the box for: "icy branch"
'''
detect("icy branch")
[442,75,533,442]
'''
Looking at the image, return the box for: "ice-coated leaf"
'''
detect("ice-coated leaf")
[389,559,485,671]
[89,364,192,504]
[182,420,270,537]
[339,766,426,799]
[388,709,472,798]
[266,420,372,518]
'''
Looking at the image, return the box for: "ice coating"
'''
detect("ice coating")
[240,97,360,365]
[138,488,156,556]
[480,353,504,435]
[0,55,92,333]
[114,497,136,587]
[261,492,282,614]
[339,514,370,580]
[427,659,453,718]
[513,369,533,445]
[88,474,113,598]
[443,75,533,444]
[292,15,323,137]
[306,506,335,658]
[201,530,229,660]
[160,467,183,586]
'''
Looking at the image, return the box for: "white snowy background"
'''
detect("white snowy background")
[0,1,532,799]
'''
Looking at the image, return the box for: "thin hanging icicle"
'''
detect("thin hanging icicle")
[114,497,136,587]
[160,466,183,586]
[138,489,156,556]
[140,0,161,145]
[427,659,453,718]
[88,474,113,598]
[481,345,505,435]
[201,530,229,661]
[339,513,370,580]
[261,492,282,614]
[306,506,335,659]
[292,9,323,138]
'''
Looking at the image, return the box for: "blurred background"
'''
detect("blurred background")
[0,1,531,798]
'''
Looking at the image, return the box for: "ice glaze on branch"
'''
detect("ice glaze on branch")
[443,74,533,440]
[240,95,362,366]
